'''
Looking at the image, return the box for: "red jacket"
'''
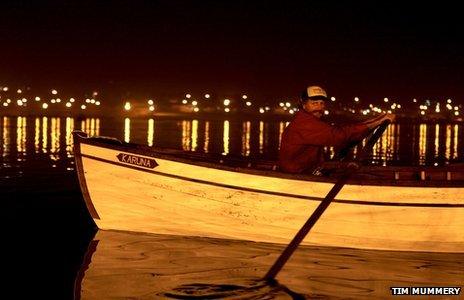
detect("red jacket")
[279,110,369,173]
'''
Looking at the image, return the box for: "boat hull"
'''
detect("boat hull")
[74,136,464,253]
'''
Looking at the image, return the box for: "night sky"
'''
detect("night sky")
[1,1,463,104]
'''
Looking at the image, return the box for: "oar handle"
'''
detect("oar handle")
[264,120,391,280]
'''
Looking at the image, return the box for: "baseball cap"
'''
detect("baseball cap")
[301,85,328,102]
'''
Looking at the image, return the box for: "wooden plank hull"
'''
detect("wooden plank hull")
[73,134,464,253]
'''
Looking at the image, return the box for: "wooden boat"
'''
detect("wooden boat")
[72,131,464,253]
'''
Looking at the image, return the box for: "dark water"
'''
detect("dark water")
[1,116,464,166]
[2,115,463,299]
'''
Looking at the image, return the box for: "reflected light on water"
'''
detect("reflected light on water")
[147,118,154,147]
[2,117,10,157]
[328,146,335,159]
[278,122,286,150]
[80,118,100,137]
[242,121,251,156]
[91,118,96,136]
[2,117,463,166]
[204,121,210,153]
[182,120,191,151]
[372,134,380,162]
[395,123,400,160]
[16,117,26,155]
[96,119,100,136]
[50,118,61,161]
[385,123,395,163]
[371,124,392,164]
[445,125,451,160]
[453,125,459,160]
[124,118,130,143]
[42,117,48,153]
[35,118,40,153]
[191,120,198,151]
[434,124,440,159]
[66,117,74,157]
[419,123,427,165]
[223,120,229,155]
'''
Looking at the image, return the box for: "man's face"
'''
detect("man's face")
[303,99,325,118]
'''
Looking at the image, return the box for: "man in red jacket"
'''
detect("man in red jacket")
[279,85,395,174]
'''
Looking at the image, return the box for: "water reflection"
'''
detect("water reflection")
[2,117,10,158]
[223,120,229,155]
[182,120,191,151]
[66,117,74,157]
[278,121,286,149]
[454,124,459,160]
[259,121,264,154]
[1,116,463,166]
[35,117,40,153]
[204,121,210,153]
[242,121,251,156]
[124,118,130,143]
[42,117,48,153]
[434,124,440,159]
[16,116,26,155]
[191,120,198,151]
[147,118,154,147]
[419,123,427,165]
[75,230,464,299]
[394,123,400,160]
[50,117,60,161]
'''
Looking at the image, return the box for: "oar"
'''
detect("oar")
[335,116,386,161]
[264,120,391,281]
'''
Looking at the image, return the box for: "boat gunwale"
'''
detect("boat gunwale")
[73,132,464,188]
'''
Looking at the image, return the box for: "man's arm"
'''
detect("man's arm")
[298,119,368,147]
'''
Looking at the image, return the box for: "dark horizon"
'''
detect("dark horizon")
[1,1,463,104]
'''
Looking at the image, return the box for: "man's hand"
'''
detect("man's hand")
[365,113,396,129]
[383,113,396,123]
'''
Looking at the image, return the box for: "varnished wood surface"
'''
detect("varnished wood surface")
[72,133,464,252]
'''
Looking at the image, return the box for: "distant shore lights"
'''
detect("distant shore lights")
[0,84,462,121]
[224,99,231,112]
[148,99,155,111]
